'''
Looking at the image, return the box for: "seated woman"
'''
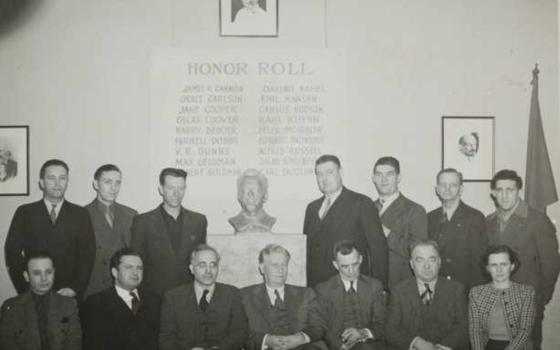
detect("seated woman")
[468,245,536,350]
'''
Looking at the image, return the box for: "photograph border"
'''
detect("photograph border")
[441,116,495,182]
[219,0,279,38]
[0,125,29,196]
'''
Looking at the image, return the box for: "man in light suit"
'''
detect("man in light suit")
[304,154,388,288]
[372,156,427,290]
[159,244,248,350]
[84,164,138,298]
[242,244,316,350]
[307,240,386,350]
[5,159,96,299]
[427,168,488,291]
[0,252,82,350]
[131,167,207,296]
[386,240,468,350]
[82,248,160,350]
[486,169,560,350]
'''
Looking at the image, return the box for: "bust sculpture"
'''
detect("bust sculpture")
[229,169,276,233]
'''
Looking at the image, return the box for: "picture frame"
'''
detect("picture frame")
[220,0,278,37]
[441,116,494,182]
[0,125,29,196]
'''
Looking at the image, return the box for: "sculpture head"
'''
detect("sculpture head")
[237,169,268,215]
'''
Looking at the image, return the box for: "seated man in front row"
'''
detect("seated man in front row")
[81,248,160,350]
[0,252,82,350]
[242,244,316,350]
[159,244,248,350]
[307,240,386,350]
[386,240,468,350]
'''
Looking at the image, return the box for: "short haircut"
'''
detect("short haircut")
[490,169,523,190]
[258,244,291,264]
[190,244,221,264]
[159,168,187,185]
[315,154,341,169]
[374,156,400,175]
[237,169,268,202]
[480,245,521,278]
[25,251,55,270]
[39,159,69,179]
[332,239,360,260]
[409,240,441,259]
[94,164,121,180]
[436,168,463,185]
[110,248,142,270]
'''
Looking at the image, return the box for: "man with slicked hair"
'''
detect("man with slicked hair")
[84,164,138,298]
[304,154,388,288]
[131,168,207,296]
[5,159,95,299]
[372,156,427,290]
[486,169,560,350]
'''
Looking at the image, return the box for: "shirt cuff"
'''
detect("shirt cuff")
[409,336,420,350]
[362,328,374,340]
[262,334,269,350]
[299,332,310,343]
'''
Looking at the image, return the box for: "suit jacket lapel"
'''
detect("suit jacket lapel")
[154,208,176,257]
[257,284,274,329]
[321,187,347,224]
[380,195,406,227]
[22,292,41,349]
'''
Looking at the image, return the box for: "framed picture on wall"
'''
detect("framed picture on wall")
[220,0,278,37]
[442,117,494,182]
[0,125,29,196]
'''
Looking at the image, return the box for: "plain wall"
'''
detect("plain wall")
[0,0,559,347]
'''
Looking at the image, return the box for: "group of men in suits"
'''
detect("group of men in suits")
[1,153,559,350]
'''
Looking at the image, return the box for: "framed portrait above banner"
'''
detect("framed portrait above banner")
[220,0,278,37]
[442,117,495,182]
[0,125,29,196]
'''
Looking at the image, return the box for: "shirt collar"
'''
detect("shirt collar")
[341,278,358,292]
[442,200,461,220]
[324,186,343,203]
[194,282,215,303]
[44,198,64,216]
[265,285,285,304]
[115,285,139,308]
[497,199,527,222]
[416,279,437,294]
[96,198,115,212]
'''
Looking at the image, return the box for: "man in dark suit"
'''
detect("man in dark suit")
[5,159,96,299]
[386,240,468,350]
[242,244,316,350]
[131,167,207,296]
[84,164,138,298]
[304,154,388,288]
[81,248,160,350]
[0,252,82,350]
[159,244,248,350]
[372,156,427,289]
[307,240,386,350]
[486,169,560,350]
[427,168,488,291]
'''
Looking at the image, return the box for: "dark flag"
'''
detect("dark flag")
[525,64,558,212]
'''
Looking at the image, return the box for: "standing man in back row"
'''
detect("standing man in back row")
[5,159,95,299]
[372,156,427,289]
[304,154,388,288]
[131,168,207,296]
[84,164,138,298]
[486,169,560,350]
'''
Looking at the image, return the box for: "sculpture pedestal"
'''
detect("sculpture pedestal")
[207,233,306,288]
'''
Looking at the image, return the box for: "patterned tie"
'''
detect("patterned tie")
[130,291,140,315]
[273,289,285,310]
[319,197,332,220]
[199,289,210,311]
[49,203,57,224]
[105,204,114,228]
[421,283,433,305]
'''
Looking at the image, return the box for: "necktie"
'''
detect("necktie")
[130,291,140,315]
[105,204,114,228]
[421,283,433,305]
[49,203,57,224]
[199,289,210,311]
[273,289,285,310]
[320,197,332,220]
[348,281,356,295]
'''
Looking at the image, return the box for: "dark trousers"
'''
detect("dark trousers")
[485,339,509,350]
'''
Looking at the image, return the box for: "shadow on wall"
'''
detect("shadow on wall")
[0,0,43,40]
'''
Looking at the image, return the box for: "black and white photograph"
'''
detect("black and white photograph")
[442,117,495,182]
[220,0,278,37]
[0,126,29,196]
